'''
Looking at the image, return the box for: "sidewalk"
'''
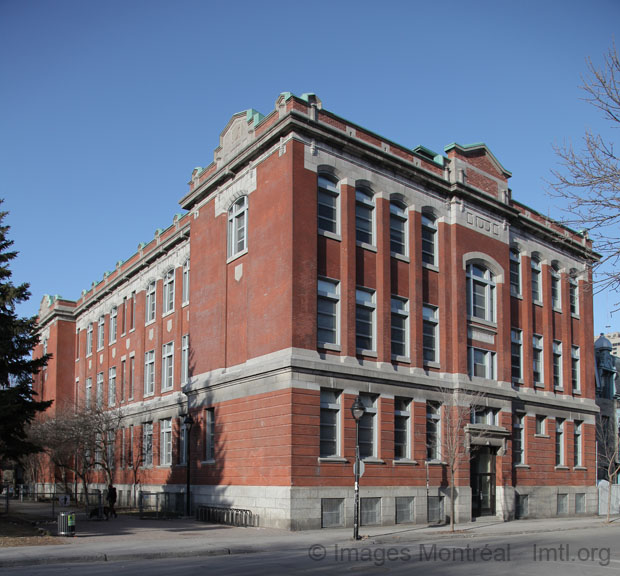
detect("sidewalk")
[1,503,618,568]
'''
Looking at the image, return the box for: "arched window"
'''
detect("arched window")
[228,196,248,258]
[509,248,521,296]
[390,200,408,256]
[421,212,437,266]
[466,263,496,322]
[317,175,339,234]
[551,263,561,309]
[163,269,175,314]
[569,269,579,315]
[531,256,542,302]
[355,187,374,245]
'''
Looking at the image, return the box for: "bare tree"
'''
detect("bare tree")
[596,414,620,523]
[549,42,620,306]
[431,387,488,532]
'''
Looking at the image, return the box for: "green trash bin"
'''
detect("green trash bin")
[58,511,76,537]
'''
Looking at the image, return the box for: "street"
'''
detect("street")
[3,523,619,576]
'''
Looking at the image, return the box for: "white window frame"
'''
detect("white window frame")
[531,258,542,303]
[551,267,561,310]
[161,341,174,392]
[86,323,93,356]
[513,414,525,465]
[426,402,441,461]
[394,397,411,460]
[535,415,546,435]
[85,377,92,408]
[555,418,565,466]
[317,278,340,347]
[160,419,172,466]
[510,249,521,297]
[553,340,563,390]
[569,276,579,315]
[181,334,189,386]
[320,388,341,458]
[145,281,156,323]
[163,269,175,315]
[227,196,248,259]
[389,201,408,257]
[358,394,377,459]
[96,372,104,408]
[144,350,155,397]
[422,304,439,364]
[109,307,117,344]
[355,287,376,353]
[573,421,582,467]
[466,263,496,323]
[97,315,105,350]
[421,213,437,266]
[469,346,496,379]
[178,420,187,465]
[391,296,409,360]
[355,187,375,246]
[108,366,116,406]
[205,408,215,461]
[317,175,339,235]
[129,356,135,401]
[533,335,544,385]
[142,422,153,467]
[571,346,581,392]
[182,259,190,305]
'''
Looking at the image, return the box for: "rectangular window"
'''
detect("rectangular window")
[85,377,92,408]
[510,249,521,296]
[569,278,579,315]
[553,341,563,390]
[421,213,437,266]
[121,359,126,403]
[163,270,175,314]
[575,493,586,514]
[358,394,377,459]
[129,356,135,400]
[551,270,561,309]
[389,202,407,256]
[356,288,376,352]
[394,397,411,460]
[108,367,116,406]
[555,418,565,466]
[97,316,105,350]
[395,496,414,524]
[142,423,153,467]
[533,335,543,385]
[109,307,117,344]
[320,388,341,458]
[321,498,344,528]
[391,297,409,358]
[355,189,374,245]
[535,415,546,435]
[227,197,248,258]
[468,347,495,379]
[426,402,441,460]
[516,494,529,518]
[76,328,80,359]
[511,329,522,381]
[422,304,439,363]
[145,282,156,323]
[205,408,215,461]
[513,414,524,465]
[573,421,582,467]
[122,297,127,335]
[317,278,339,347]
[182,259,190,305]
[571,346,580,392]
[472,407,498,426]
[96,372,104,408]
[106,430,115,469]
[161,342,174,392]
[160,419,172,466]
[360,497,381,526]
[121,428,126,469]
[557,493,568,515]
[86,323,93,356]
[181,335,189,386]
[531,259,542,302]
[128,425,134,468]
[144,350,155,396]
[317,176,339,235]
[130,291,136,330]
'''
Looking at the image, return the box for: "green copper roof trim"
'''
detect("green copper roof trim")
[300,92,317,102]
[444,142,512,177]
[413,145,444,167]
[245,108,265,128]
[279,91,293,101]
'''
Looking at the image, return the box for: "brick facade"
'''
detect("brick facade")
[34,92,598,529]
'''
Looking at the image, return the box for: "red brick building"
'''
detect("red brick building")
[34,93,598,529]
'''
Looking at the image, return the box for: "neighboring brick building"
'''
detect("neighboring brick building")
[34,92,598,529]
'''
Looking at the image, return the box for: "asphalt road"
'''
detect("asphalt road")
[3,523,619,576]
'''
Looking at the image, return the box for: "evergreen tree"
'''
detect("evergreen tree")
[0,200,52,462]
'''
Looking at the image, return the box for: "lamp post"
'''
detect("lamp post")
[351,395,365,540]
[184,413,195,517]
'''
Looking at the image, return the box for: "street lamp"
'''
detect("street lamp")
[184,413,195,517]
[351,395,365,540]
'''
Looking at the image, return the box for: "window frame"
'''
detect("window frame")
[391,296,409,360]
[355,187,375,246]
[468,346,496,379]
[426,401,441,461]
[513,414,525,465]
[181,334,189,386]
[317,278,340,348]
[571,346,581,392]
[108,366,116,407]
[389,200,408,257]
[142,422,153,468]
[509,249,521,297]
[553,340,563,390]
[227,196,248,259]
[511,329,523,381]
[569,276,579,315]
[466,263,496,323]
[97,315,105,350]
[573,421,582,467]
[161,341,174,392]
[551,267,561,310]
[421,213,437,266]
[205,408,215,461]
[555,418,565,466]
[358,394,377,460]
[422,304,439,364]
[160,418,172,467]
[163,269,175,315]
[355,287,376,354]
[531,257,542,303]
[109,307,117,344]
[320,388,341,458]
[144,350,155,397]
[533,334,544,385]
[394,397,411,460]
[145,281,156,324]
[182,259,190,305]
[317,175,339,236]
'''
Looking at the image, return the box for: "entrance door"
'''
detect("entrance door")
[471,446,496,517]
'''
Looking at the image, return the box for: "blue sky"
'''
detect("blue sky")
[1,0,618,334]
